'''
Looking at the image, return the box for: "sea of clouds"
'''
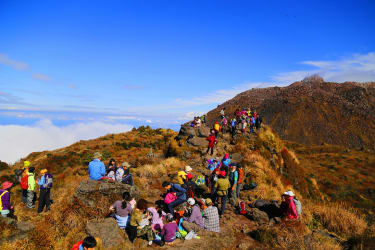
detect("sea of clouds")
[0,119,132,164]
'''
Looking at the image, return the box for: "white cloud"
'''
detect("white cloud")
[0,53,29,70]
[106,115,138,120]
[273,52,375,84]
[32,73,51,82]
[0,119,132,164]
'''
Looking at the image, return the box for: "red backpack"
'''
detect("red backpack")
[71,241,83,250]
[239,201,247,215]
[21,175,28,190]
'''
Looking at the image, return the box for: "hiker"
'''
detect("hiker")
[220,107,225,116]
[37,169,53,213]
[221,116,228,133]
[148,200,166,231]
[184,173,197,198]
[20,166,29,204]
[236,163,245,199]
[164,191,177,205]
[220,153,231,174]
[0,181,14,218]
[72,236,97,250]
[182,198,203,233]
[208,168,219,199]
[228,165,238,206]
[280,191,298,220]
[106,158,117,174]
[206,130,217,156]
[116,162,134,186]
[213,122,221,139]
[127,199,154,246]
[207,158,218,172]
[230,118,237,137]
[110,192,133,229]
[256,115,262,129]
[200,114,206,124]
[195,117,202,127]
[214,171,230,216]
[162,181,187,216]
[88,152,106,181]
[161,214,178,244]
[26,167,36,209]
[202,198,220,232]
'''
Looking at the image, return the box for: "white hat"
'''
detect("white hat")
[187,198,195,206]
[284,191,295,197]
[185,166,192,173]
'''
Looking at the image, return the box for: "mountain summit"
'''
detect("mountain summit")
[207,79,375,150]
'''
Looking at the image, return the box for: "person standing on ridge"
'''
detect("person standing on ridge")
[88,152,106,181]
[26,167,36,209]
[37,169,53,213]
[206,130,217,156]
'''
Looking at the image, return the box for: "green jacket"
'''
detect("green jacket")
[28,173,35,191]
[215,178,230,196]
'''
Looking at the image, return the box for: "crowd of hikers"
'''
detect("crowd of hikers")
[0,108,304,249]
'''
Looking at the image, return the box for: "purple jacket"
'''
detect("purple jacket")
[185,205,203,228]
[0,189,11,210]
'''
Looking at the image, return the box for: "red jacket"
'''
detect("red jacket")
[207,135,216,148]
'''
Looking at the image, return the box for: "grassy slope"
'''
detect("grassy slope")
[0,125,372,249]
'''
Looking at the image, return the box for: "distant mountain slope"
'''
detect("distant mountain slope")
[206,80,375,150]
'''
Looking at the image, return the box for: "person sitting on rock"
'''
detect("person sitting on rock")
[161,214,178,244]
[106,158,117,175]
[127,199,154,246]
[115,162,134,186]
[88,152,106,181]
[202,198,220,232]
[162,181,187,216]
[148,200,166,232]
[214,171,230,216]
[206,130,217,156]
[110,191,133,229]
[182,198,204,233]
[280,191,298,220]
[71,236,97,250]
[0,181,14,218]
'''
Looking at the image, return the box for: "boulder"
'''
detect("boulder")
[74,180,138,208]
[188,137,208,147]
[86,218,127,248]
[247,208,269,224]
[178,124,196,138]
[198,125,210,137]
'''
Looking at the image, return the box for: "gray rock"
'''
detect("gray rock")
[16,221,34,232]
[178,124,196,138]
[86,218,127,248]
[74,180,138,208]
[198,125,210,137]
[247,208,269,224]
[187,137,208,147]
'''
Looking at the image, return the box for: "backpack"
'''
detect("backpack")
[71,240,83,250]
[0,190,9,211]
[237,168,245,184]
[43,173,53,188]
[214,123,220,132]
[238,201,247,215]
[21,175,28,190]
[195,175,205,186]
[293,198,302,216]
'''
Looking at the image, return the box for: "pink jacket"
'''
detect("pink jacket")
[164,192,177,204]
[281,196,298,220]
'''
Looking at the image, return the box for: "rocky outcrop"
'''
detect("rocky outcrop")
[86,218,127,248]
[247,208,269,224]
[74,180,138,208]
[187,137,208,147]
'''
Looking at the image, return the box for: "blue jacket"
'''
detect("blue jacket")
[89,159,106,180]
[169,184,187,201]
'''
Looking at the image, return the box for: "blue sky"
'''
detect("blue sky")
[1,0,375,162]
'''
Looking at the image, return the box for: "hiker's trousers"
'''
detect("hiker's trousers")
[38,188,51,213]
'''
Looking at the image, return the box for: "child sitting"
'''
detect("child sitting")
[161,214,178,244]
[147,200,166,231]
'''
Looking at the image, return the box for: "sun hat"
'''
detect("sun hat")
[24,161,31,168]
[2,181,13,189]
[40,169,48,174]
[122,162,130,168]
[185,166,192,173]
[205,198,213,205]
[93,152,102,159]
[284,191,295,197]
[187,198,195,206]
